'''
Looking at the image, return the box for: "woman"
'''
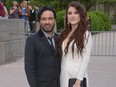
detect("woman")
[58,1,92,87]
[19,1,30,33]
[9,1,20,19]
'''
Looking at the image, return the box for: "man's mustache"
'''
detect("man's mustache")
[44,24,51,26]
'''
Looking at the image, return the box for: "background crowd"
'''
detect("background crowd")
[0,0,39,33]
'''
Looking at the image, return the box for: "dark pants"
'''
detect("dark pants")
[29,21,36,33]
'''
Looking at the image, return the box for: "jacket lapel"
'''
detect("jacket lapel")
[54,33,58,55]
[38,29,56,54]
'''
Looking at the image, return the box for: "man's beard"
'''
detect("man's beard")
[41,24,55,33]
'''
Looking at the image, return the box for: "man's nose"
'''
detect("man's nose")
[45,19,49,24]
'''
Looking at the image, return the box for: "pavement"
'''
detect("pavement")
[0,58,29,87]
[88,56,116,87]
[0,56,116,87]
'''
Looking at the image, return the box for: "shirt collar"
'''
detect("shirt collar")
[41,29,54,39]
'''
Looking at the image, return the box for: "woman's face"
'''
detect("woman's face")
[13,2,18,6]
[22,2,26,8]
[67,6,80,25]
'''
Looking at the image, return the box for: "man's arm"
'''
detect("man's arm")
[25,36,38,87]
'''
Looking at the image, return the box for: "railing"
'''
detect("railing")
[0,32,26,63]
[91,31,116,56]
[1,31,115,61]
[24,31,116,56]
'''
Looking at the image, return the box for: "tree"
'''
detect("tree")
[5,0,116,12]
[78,0,116,11]
[32,0,116,11]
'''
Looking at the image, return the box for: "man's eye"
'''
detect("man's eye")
[49,17,53,20]
[41,18,46,21]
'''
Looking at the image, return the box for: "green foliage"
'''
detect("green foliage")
[5,0,13,13]
[5,0,116,13]
[87,11,111,31]
[56,10,111,32]
[4,0,113,31]
[49,0,60,11]
[79,0,116,11]
[56,10,66,32]
[88,13,101,31]
[100,0,116,4]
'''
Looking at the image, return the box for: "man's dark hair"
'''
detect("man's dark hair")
[38,6,56,21]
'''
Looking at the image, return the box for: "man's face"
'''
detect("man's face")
[40,10,55,33]
[28,5,32,10]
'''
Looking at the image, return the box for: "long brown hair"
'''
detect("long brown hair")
[58,1,89,60]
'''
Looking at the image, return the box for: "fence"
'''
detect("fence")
[1,31,115,64]
[8,31,116,56]
[0,33,26,64]
[91,31,116,56]
[12,31,116,56]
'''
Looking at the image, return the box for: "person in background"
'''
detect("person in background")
[58,1,92,87]
[25,4,30,33]
[25,6,60,87]
[1,0,8,19]
[19,1,30,33]
[19,1,27,21]
[9,1,20,19]
[34,4,39,21]
[28,4,36,33]
[0,0,6,19]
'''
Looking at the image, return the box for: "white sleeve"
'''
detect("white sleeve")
[77,31,92,80]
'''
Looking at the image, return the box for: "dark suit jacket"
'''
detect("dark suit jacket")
[29,9,36,22]
[25,29,60,87]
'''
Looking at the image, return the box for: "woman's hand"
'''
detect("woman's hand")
[73,79,81,87]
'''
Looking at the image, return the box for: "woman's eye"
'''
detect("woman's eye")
[68,12,72,15]
[75,11,79,14]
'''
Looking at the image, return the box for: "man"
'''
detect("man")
[28,4,36,33]
[25,6,60,87]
